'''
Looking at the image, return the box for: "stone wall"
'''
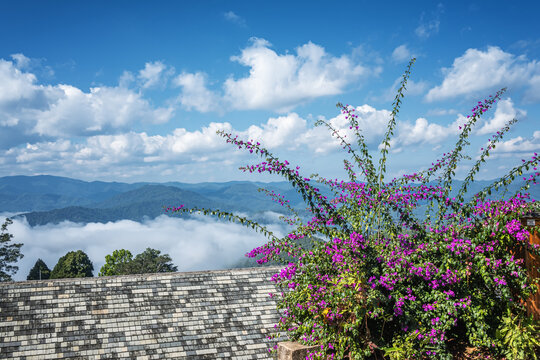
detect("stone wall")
[0,267,284,359]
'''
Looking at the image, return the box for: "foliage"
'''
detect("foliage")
[496,309,540,360]
[0,218,23,282]
[98,248,177,276]
[27,258,51,280]
[98,249,133,276]
[50,250,94,279]
[129,248,178,274]
[126,248,177,274]
[170,59,540,359]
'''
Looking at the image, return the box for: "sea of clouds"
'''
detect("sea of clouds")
[1,212,291,281]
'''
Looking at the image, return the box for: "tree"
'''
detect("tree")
[126,248,177,274]
[98,249,133,276]
[98,248,177,276]
[27,258,51,280]
[50,250,94,279]
[0,218,23,282]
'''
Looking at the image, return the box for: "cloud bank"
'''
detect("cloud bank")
[2,94,528,181]
[0,55,174,149]
[0,41,537,184]
[0,103,396,180]
[9,213,289,281]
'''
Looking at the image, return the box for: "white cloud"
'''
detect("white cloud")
[392,44,414,63]
[9,214,288,281]
[4,114,315,176]
[475,98,526,135]
[0,56,174,145]
[0,58,37,104]
[137,61,172,89]
[11,53,31,69]
[425,108,458,116]
[34,85,174,136]
[242,113,307,150]
[425,46,540,102]
[524,73,540,103]
[382,115,463,153]
[6,122,234,168]
[177,38,370,113]
[1,106,395,179]
[380,109,487,152]
[225,39,367,112]
[415,3,443,39]
[10,53,54,78]
[223,11,246,27]
[491,131,540,154]
[174,72,221,112]
[164,122,233,155]
[415,20,440,39]
[373,76,428,103]
[386,98,529,152]
[395,117,452,146]
[119,70,135,88]
[300,104,392,154]
[10,140,72,164]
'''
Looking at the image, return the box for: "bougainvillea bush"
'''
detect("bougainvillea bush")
[170,59,540,359]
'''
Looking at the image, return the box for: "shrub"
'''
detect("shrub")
[170,59,540,359]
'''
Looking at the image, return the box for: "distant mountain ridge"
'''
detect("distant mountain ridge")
[0,175,143,212]
[0,175,298,212]
[0,175,308,226]
[0,175,537,227]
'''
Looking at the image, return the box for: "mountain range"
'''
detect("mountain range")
[0,174,537,226]
[0,175,309,226]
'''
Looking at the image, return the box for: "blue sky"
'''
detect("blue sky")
[1,0,540,183]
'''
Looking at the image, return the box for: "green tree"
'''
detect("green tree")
[50,250,94,279]
[0,218,23,282]
[27,258,51,280]
[127,248,177,274]
[98,249,133,276]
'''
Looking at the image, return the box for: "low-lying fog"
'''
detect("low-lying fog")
[1,212,291,281]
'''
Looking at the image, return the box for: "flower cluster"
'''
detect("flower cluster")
[254,78,538,358]
[170,60,539,359]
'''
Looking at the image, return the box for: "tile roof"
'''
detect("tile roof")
[0,267,285,359]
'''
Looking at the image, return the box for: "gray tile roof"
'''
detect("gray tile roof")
[0,267,285,359]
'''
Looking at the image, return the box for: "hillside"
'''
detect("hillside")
[1,175,537,227]
[9,179,308,226]
[0,175,144,212]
